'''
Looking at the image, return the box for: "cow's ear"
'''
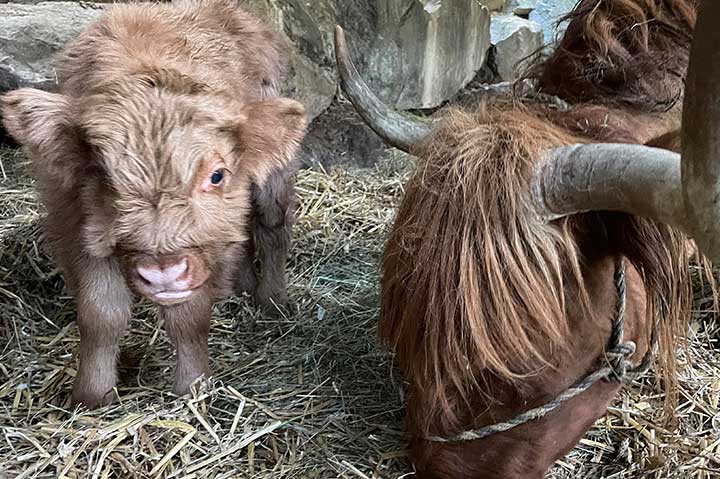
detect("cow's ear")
[1,88,84,188]
[231,98,307,186]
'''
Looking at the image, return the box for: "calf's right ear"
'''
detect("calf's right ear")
[233,97,307,187]
[1,88,83,188]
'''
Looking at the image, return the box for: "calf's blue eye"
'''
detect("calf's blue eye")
[210,170,224,185]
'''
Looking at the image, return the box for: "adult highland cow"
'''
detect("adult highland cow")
[335,0,719,477]
[1,0,307,408]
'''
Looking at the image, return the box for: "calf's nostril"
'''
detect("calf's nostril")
[165,259,189,283]
[136,264,163,285]
[136,258,189,286]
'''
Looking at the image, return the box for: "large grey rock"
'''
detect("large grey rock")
[504,0,536,16]
[480,0,505,11]
[529,0,576,45]
[490,13,543,81]
[365,0,491,109]
[419,0,442,13]
[0,2,104,91]
[425,0,505,13]
[251,0,493,111]
[298,99,386,169]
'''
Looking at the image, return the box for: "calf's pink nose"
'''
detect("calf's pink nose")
[137,258,188,287]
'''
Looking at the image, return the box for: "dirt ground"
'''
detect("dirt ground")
[0,144,719,478]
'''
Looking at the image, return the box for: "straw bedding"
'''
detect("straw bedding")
[0,139,718,478]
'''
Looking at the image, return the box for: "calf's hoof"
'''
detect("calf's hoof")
[173,371,211,397]
[71,383,116,409]
[235,271,258,296]
[256,288,290,317]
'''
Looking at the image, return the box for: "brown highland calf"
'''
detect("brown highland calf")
[336,0,718,477]
[1,0,307,408]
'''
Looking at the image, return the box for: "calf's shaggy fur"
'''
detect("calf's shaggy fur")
[1,0,307,407]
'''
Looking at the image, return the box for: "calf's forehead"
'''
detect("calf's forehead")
[78,88,222,170]
[94,106,230,195]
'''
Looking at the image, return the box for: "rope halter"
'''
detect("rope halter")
[426,258,654,443]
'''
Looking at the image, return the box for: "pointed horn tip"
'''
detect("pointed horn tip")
[334,25,348,63]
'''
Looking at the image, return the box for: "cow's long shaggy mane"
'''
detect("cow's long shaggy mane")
[533,0,696,111]
[379,100,694,432]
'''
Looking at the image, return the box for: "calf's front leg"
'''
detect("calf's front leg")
[160,291,212,395]
[252,171,296,311]
[234,231,258,295]
[72,256,132,408]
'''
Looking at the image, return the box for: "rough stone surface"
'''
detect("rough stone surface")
[0,0,580,169]
[505,0,536,16]
[251,0,493,111]
[422,0,506,13]
[490,13,543,81]
[480,0,506,11]
[242,0,339,121]
[529,0,576,45]
[0,0,492,122]
[419,0,442,13]
[364,0,491,110]
[0,2,104,91]
[298,100,387,169]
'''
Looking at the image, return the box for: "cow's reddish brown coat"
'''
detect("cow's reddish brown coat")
[378,1,701,477]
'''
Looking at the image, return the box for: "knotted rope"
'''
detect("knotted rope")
[426,259,655,443]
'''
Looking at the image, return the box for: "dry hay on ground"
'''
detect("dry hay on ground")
[0,145,718,478]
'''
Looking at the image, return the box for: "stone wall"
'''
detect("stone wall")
[0,0,577,164]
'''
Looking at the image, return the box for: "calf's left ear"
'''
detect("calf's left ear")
[234,98,307,186]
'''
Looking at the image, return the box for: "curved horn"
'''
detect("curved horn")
[531,143,689,233]
[530,0,720,264]
[334,25,433,153]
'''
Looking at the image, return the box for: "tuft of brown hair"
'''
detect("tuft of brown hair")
[380,101,587,430]
[379,99,696,432]
[531,0,696,111]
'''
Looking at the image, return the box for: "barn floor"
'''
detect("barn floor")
[0,144,719,479]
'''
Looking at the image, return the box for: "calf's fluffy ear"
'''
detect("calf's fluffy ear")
[1,89,83,188]
[234,97,307,186]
